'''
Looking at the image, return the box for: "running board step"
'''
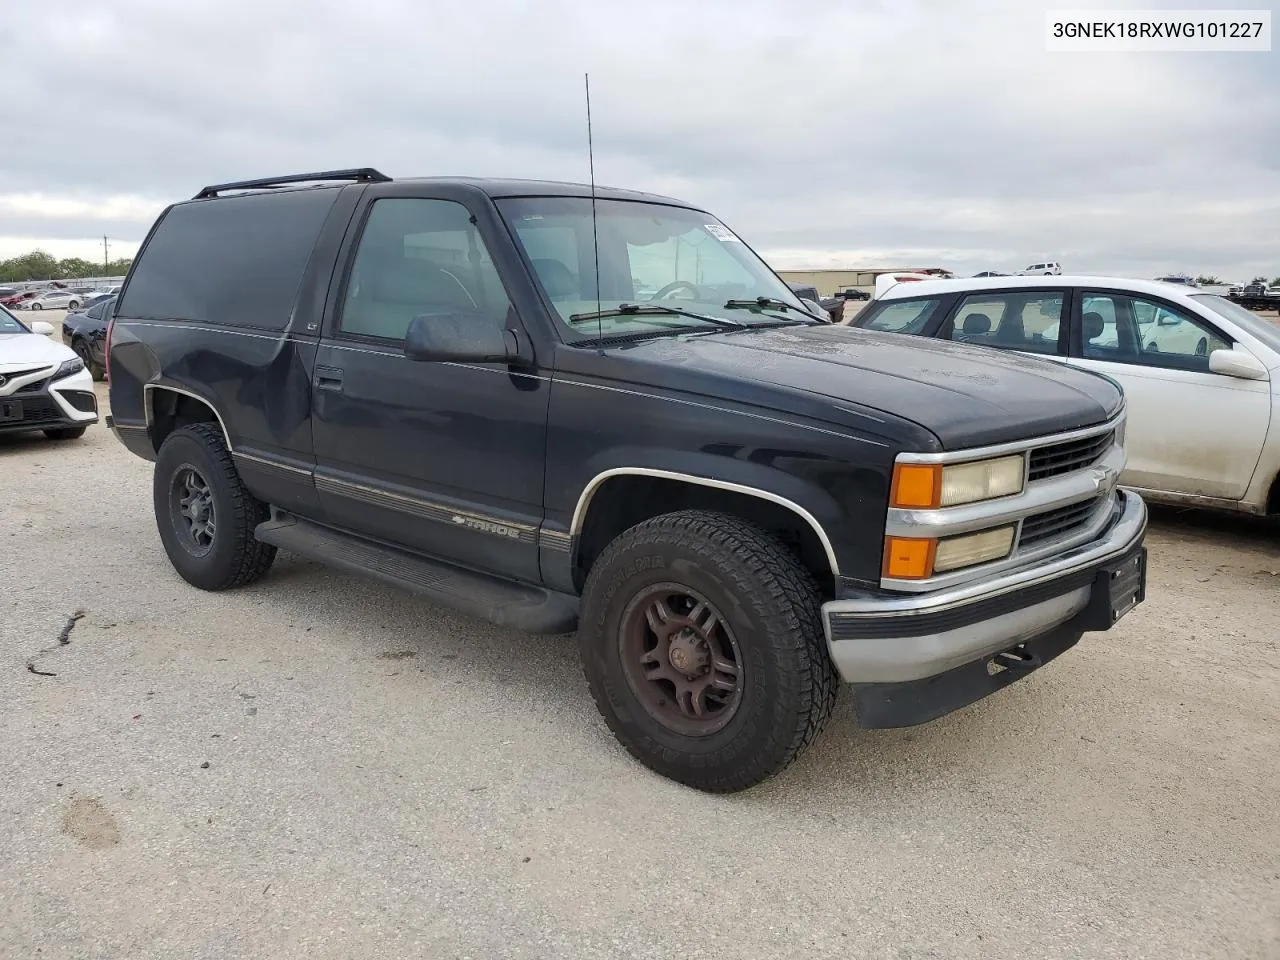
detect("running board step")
[255,516,578,634]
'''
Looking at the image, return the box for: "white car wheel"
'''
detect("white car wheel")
[30,303,42,310]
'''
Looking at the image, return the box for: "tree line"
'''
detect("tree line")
[1196,275,1280,286]
[0,250,133,284]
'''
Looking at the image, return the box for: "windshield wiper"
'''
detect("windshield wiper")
[723,297,824,322]
[568,303,745,329]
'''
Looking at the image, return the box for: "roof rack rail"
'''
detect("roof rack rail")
[193,168,392,200]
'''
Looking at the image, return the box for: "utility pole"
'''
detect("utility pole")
[102,235,110,274]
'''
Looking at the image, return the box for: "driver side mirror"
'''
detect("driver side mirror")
[403,310,523,365]
[1209,346,1268,380]
[30,320,54,336]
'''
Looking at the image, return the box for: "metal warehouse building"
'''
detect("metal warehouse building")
[776,267,953,297]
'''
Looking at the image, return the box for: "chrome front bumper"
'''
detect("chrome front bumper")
[821,490,1148,684]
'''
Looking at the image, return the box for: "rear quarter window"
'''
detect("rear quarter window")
[117,189,341,331]
[854,297,944,334]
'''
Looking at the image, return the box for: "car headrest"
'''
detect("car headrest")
[962,312,992,335]
[1083,311,1105,341]
[531,258,578,300]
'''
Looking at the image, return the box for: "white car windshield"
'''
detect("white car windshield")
[496,196,816,339]
[1191,295,1280,354]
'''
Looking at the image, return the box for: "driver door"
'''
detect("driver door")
[310,193,551,583]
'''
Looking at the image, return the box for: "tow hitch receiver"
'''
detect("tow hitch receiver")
[987,644,1041,676]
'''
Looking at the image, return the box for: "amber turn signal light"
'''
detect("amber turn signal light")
[890,463,942,509]
[882,536,937,580]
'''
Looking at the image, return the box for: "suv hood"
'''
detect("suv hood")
[621,325,1122,449]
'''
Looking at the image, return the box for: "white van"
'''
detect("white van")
[1019,262,1061,276]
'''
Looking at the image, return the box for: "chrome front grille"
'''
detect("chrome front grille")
[1028,430,1114,481]
[883,413,1126,592]
[1020,496,1102,548]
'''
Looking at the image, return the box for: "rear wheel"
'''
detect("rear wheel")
[154,423,276,590]
[578,510,839,792]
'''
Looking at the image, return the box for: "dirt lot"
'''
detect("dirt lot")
[1,383,1278,960]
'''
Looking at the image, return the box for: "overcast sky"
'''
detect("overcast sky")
[4,0,1277,280]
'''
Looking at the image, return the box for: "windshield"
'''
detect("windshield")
[496,196,812,338]
[1190,295,1280,354]
[0,305,28,334]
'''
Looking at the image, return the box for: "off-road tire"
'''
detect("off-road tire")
[154,422,276,590]
[43,426,87,440]
[578,509,839,792]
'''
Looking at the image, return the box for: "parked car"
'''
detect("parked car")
[972,271,1010,278]
[61,295,115,380]
[75,292,115,311]
[22,288,83,311]
[0,304,99,439]
[838,288,871,301]
[1,290,37,309]
[1153,275,1197,287]
[106,168,1147,792]
[1018,262,1061,276]
[854,274,1280,514]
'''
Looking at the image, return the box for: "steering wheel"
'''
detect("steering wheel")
[652,280,703,301]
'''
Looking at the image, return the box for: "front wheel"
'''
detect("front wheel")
[153,422,276,590]
[73,340,104,381]
[44,426,87,440]
[67,300,80,310]
[30,303,42,310]
[578,510,839,792]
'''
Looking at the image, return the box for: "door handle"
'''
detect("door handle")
[315,366,344,391]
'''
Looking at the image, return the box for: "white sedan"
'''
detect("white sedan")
[0,306,99,440]
[852,275,1280,514]
[20,288,83,311]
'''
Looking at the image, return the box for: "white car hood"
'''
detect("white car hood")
[0,331,75,369]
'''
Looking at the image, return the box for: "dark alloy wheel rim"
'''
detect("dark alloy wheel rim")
[173,466,216,555]
[619,583,744,737]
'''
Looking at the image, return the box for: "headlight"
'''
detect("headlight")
[53,357,85,380]
[882,524,1016,580]
[890,454,1025,509]
[933,525,1016,572]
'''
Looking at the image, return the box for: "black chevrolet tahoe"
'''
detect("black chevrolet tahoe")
[106,168,1148,792]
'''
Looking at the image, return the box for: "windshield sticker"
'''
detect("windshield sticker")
[704,224,741,242]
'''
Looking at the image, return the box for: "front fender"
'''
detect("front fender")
[544,387,899,587]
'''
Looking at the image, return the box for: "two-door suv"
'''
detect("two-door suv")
[106,169,1148,791]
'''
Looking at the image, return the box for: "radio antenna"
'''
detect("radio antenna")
[585,72,603,347]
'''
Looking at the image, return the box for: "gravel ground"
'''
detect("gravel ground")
[1,382,1278,960]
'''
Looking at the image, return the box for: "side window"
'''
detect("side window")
[86,301,105,319]
[340,199,512,341]
[1133,298,1229,370]
[856,297,944,334]
[117,189,340,330]
[946,291,1064,354]
[1081,294,1228,371]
